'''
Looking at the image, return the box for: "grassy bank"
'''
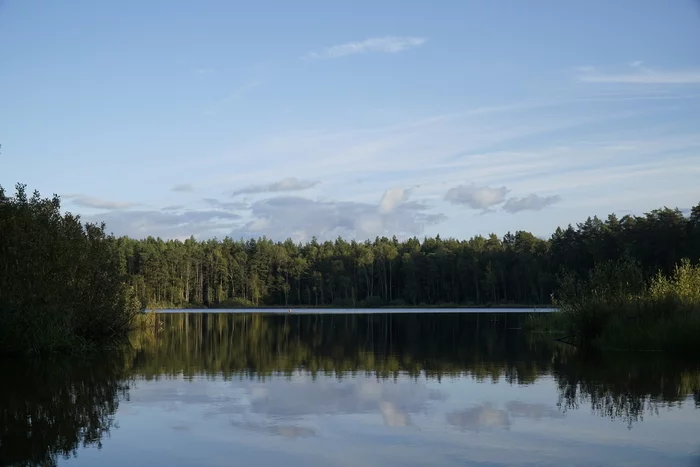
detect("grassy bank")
[530,258,700,353]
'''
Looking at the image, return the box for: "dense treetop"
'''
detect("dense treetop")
[0,183,141,353]
[112,202,700,309]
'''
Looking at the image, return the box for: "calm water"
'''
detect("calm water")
[1,312,699,467]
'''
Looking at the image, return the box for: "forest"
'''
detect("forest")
[114,202,700,309]
[1,181,699,353]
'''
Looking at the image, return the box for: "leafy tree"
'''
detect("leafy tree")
[0,184,143,353]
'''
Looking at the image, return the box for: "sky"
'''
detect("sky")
[1,0,700,242]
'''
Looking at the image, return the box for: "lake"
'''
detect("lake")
[1,311,699,466]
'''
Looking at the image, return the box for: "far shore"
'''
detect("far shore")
[146,304,555,311]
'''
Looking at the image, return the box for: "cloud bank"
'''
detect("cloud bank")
[233,187,445,242]
[78,186,445,242]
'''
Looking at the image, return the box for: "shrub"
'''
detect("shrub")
[539,257,700,352]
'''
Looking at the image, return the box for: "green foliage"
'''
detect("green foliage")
[105,202,700,310]
[542,256,700,352]
[1,179,698,353]
[0,184,144,354]
[649,258,700,307]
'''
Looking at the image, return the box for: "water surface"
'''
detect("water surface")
[1,312,698,466]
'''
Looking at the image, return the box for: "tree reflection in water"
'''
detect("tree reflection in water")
[1,312,698,466]
[0,353,129,466]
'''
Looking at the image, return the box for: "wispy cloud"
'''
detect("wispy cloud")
[232,177,320,196]
[202,198,249,210]
[195,68,215,76]
[72,86,699,240]
[503,194,561,213]
[172,184,195,193]
[62,194,138,210]
[303,36,426,60]
[577,62,700,84]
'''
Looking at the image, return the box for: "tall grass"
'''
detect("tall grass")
[530,258,700,353]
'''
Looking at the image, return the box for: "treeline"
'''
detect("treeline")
[114,203,700,308]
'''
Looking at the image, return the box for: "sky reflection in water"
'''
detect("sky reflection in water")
[1,312,698,467]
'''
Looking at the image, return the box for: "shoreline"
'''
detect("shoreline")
[145,304,554,311]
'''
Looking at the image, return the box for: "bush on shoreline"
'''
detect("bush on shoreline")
[531,257,700,353]
[0,184,143,354]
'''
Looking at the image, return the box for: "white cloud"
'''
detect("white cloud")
[443,184,561,215]
[503,194,561,213]
[232,177,320,196]
[378,187,408,214]
[304,36,426,60]
[577,63,700,84]
[62,194,139,210]
[444,184,509,211]
[172,184,195,193]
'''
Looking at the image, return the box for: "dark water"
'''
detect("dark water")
[1,312,699,467]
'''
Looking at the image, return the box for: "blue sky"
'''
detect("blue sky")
[1,0,699,242]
